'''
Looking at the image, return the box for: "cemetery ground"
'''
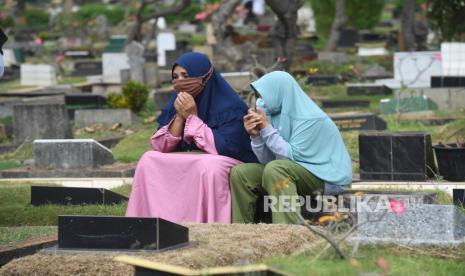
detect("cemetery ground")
[1,82,465,275]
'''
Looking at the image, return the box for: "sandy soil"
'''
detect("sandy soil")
[0,223,320,275]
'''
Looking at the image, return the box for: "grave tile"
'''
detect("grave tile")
[58,216,189,250]
[330,112,387,131]
[359,132,436,181]
[30,186,128,206]
[354,205,465,246]
[346,83,392,96]
[33,139,113,169]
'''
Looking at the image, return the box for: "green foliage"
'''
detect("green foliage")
[309,0,335,37]
[345,0,384,30]
[427,0,465,41]
[309,0,384,37]
[165,3,203,24]
[0,15,15,28]
[122,81,150,113]
[25,9,49,27]
[73,4,125,26]
[107,93,129,109]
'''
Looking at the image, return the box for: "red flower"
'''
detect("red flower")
[389,199,406,215]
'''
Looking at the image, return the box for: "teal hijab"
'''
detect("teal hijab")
[251,71,352,185]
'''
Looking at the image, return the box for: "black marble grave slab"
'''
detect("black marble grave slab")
[330,112,387,131]
[73,61,102,76]
[359,132,436,181]
[346,84,392,96]
[321,100,370,108]
[337,28,359,48]
[454,189,465,208]
[359,32,387,42]
[58,216,189,250]
[431,76,465,88]
[31,186,128,206]
[306,75,341,86]
[65,94,106,106]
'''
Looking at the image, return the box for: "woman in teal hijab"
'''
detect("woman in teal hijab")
[230,71,352,224]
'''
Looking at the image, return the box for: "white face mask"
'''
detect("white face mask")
[0,54,4,79]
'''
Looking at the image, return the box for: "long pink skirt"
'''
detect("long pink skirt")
[125,151,242,223]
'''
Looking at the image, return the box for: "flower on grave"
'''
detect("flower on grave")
[389,199,406,215]
[307,67,318,75]
[318,212,346,224]
[376,256,390,275]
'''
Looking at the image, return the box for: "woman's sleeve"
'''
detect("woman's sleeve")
[251,136,275,164]
[183,114,218,154]
[150,119,182,152]
[260,125,290,160]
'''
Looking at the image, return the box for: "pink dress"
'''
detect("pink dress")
[126,115,242,223]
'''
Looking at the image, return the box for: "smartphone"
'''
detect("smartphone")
[251,85,260,111]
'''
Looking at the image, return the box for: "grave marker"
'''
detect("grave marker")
[31,186,128,206]
[330,112,387,131]
[33,139,113,169]
[359,132,436,181]
[58,216,189,250]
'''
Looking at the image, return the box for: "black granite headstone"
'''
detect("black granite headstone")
[73,61,103,76]
[359,132,436,181]
[346,84,392,96]
[453,189,465,208]
[58,216,189,250]
[65,94,106,106]
[431,76,465,88]
[321,100,370,108]
[306,75,341,86]
[359,32,387,42]
[31,186,127,206]
[330,112,387,131]
[337,28,359,48]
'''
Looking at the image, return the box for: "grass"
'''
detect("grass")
[112,125,154,162]
[0,160,21,170]
[0,183,131,227]
[265,245,465,276]
[0,141,34,162]
[0,226,57,246]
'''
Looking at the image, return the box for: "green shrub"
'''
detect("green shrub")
[122,81,149,113]
[73,4,124,26]
[0,15,15,28]
[107,93,129,109]
[309,0,384,37]
[25,9,49,27]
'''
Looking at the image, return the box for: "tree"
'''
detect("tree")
[324,0,347,51]
[128,0,191,43]
[401,0,416,51]
[211,0,241,43]
[427,0,465,42]
[266,0,305,70]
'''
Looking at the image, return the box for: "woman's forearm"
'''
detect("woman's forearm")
[168,114,185,137]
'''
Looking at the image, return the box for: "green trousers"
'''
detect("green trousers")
[230,159,324,224]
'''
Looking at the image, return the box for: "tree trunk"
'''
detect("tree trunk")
[211,0,242,44]
[266,0,304,71]
[401,0,416,51]
[325,0,347,52]
[128,0,191,43]
[63,0,74,15]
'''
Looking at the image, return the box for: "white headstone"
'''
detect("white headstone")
[20,64,57,86]
[3,49,17,66]
[102,53,130,83]
[441,42,465,76]
[297,6,316,33]
[393,51,442,88]
[358,47,388,56]
[157,32,176,67]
